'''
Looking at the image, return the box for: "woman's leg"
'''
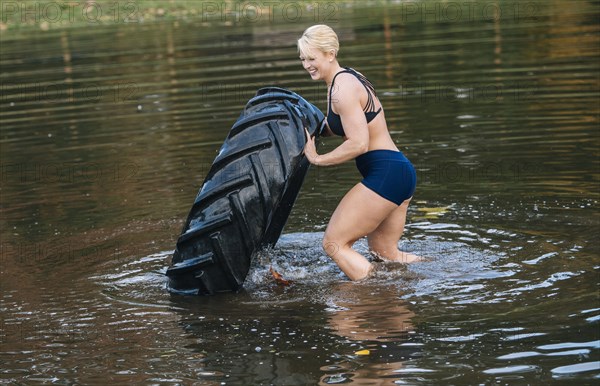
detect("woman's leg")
[323,183,399,280]
[367,197,421,263]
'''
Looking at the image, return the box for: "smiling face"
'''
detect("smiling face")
[299,46,336,82]
[300,49,331,80]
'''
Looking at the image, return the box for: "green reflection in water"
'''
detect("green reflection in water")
[0,1,598,384]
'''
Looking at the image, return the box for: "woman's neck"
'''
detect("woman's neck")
[325,63,344,86]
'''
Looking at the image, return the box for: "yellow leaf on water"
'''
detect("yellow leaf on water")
[414,205,452,220]
[354,349,370,356]
[418,206,449,215]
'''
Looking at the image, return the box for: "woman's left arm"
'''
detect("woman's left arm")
[304,78,369,166]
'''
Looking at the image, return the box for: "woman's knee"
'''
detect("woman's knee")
[322,233,341,257]
[322,232,356,258]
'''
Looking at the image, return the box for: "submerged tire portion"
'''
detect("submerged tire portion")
[167,87,324,295]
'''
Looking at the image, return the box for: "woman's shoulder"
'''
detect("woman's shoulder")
[341,67,378,97]
[330,73,362,108]
[333,70,364,92]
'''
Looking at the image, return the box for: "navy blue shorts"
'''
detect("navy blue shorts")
[355,150,417,205]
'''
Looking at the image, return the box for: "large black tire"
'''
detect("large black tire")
[166,87,324,295]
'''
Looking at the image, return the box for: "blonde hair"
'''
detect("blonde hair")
[297,24,339,58]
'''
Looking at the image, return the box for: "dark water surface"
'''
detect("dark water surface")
[1,1,599,384]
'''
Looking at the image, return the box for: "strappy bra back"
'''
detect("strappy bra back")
[327,68,382,137]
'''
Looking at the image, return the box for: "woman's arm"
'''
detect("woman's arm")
[305,75,369,166]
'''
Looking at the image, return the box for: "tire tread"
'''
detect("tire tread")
[167,87,324,295]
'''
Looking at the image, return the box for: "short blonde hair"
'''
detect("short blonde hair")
[297,24,339,58]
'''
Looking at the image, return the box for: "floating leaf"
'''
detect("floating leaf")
[270,266,292,286]
[354,349,370,356]
[414,205,452,220]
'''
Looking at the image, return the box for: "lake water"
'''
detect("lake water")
[1,1,599,384]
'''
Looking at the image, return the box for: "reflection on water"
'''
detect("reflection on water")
[1,0,599,384]
[321,284,418,385]
[326,283,415,342]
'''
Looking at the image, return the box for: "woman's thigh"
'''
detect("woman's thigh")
[324,183,399,248]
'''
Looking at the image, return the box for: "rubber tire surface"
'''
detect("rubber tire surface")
[166,87,324,295]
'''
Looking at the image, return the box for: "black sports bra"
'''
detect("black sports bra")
[327,68,382,137]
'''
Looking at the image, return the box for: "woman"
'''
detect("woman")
[298,24,419,280]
